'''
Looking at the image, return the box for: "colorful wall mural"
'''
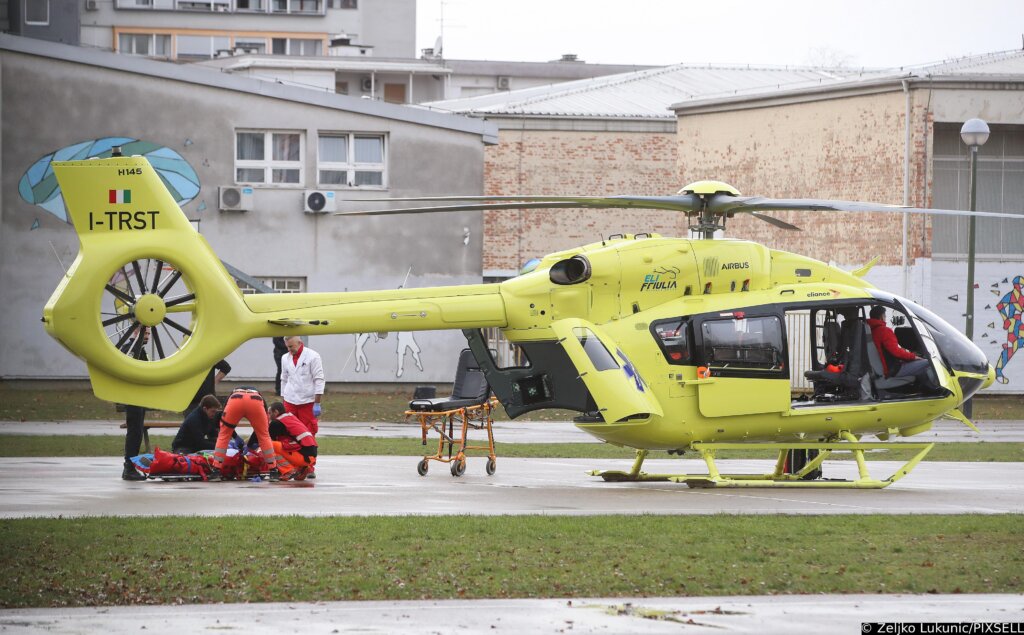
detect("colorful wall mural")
[18,137,200,223]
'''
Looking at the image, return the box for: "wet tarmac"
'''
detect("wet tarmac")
[2,594,1022,634]
[2,455,1022,519]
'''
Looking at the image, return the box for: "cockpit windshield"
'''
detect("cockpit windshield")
[870,290,989,374]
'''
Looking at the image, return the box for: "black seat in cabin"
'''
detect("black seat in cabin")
[407,349,491,412]
[861,324,915,397]
[804,315,867,398]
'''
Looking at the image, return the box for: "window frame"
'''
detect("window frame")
[117,33,172,57]
[650,316,693,366]
[24,0,49,25]
[234,129,305,187]
[237,276,307,295]
[693,312,788,379]
[316,132,387,189]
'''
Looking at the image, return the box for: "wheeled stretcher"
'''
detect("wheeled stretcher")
[404,349,498,477]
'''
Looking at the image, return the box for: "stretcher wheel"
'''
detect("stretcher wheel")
[450,458,466,477]
[417,459,429,476]
[485,458,496,476]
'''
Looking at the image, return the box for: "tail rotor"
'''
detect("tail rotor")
[101,258,197,362]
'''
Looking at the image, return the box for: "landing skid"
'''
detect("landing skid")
[589,432,934,489]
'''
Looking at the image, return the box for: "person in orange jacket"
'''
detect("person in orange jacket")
[264,401,318,481]
[212,387,279,479]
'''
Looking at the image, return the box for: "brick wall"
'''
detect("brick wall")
[676,90,933,266]
[482,129,680,272]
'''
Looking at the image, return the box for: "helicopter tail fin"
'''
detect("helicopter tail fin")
[43,156,253,410]
[851,256,880,278]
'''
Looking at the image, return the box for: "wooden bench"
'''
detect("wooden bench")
[119,420,176,453]
[119,420,253,453]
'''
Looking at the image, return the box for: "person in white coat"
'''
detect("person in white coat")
[280,336,325,438]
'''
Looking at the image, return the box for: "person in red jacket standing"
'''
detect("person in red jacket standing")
[867,306,931,382]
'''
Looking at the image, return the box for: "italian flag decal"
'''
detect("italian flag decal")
[109,189,131,204]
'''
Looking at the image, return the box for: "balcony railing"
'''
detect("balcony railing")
[115,0,324,15]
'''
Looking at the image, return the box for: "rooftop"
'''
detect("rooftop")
[0,34,498,143]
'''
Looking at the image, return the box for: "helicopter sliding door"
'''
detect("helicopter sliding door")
[692,312,791,417]
[550,318,663,423]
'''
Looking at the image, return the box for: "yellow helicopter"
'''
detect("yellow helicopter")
[42,156,1020,488]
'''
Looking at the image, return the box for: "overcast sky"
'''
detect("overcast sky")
[416,0,1024,68]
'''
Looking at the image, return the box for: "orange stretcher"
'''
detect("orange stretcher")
[404,349,498,477]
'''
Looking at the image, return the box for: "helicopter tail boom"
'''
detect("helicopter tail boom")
[43,157,512,411]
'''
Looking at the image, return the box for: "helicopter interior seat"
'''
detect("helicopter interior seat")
[407,349,491,412]
[803,316,869,401]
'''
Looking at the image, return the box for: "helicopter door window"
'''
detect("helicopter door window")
[573,327,619,371]
[699,315,785,375]
[651,318,692,365]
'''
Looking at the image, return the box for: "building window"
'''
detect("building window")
[176,34,230,59]
[24,0,49,24]
[272,37,321,55]
[238,277,306,294]
[317,133,386,188]
[118,33,172,57]
[235,0,264,10]
[233,37,267,54]
[236,131,304,185]
[932,123,1024,259]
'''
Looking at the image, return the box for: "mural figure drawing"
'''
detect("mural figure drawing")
[994,275,1023,384]
[353,332,379,373]
[350,331,424,378]
[395,331,423,378]
[19,137,200,223]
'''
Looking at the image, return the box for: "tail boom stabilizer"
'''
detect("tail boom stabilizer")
[43,157,509,410]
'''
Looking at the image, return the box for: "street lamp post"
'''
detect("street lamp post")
[960,118,990,418]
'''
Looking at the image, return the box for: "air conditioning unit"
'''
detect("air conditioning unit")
[219,186,254,212]
[360,77,373,93]
[84,0,98,10]
[496,76,510,90]
[303,190,336,213]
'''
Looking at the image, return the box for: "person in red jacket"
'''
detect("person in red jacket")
[265,401,318,481]
[867,306,931,382]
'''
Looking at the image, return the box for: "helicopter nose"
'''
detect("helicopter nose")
[983,364,996,390]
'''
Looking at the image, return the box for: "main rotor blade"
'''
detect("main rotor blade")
[750,212,801,231]
[337,194,701,216]
[710,196,1024,220]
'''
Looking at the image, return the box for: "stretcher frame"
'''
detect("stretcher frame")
[405,396,499,477]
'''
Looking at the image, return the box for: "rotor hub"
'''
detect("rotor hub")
[133,293,167,327]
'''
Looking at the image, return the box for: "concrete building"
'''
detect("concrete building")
[0,34,497,386]
[197,53,655,105]
[6,0,413,59]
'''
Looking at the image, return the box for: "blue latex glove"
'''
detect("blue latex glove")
[313,403,322,417]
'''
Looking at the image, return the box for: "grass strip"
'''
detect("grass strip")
[2,388,1022,422]
[0,514,1020,608]
[0,389,576,422]
[0,435,1022,461]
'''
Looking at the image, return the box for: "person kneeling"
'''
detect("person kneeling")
[171,394,222,455]
[261,401,318,481]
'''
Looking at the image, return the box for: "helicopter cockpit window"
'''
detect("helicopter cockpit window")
[651,318,691,365]
[700,315,785,371]
[573,327,619,371]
